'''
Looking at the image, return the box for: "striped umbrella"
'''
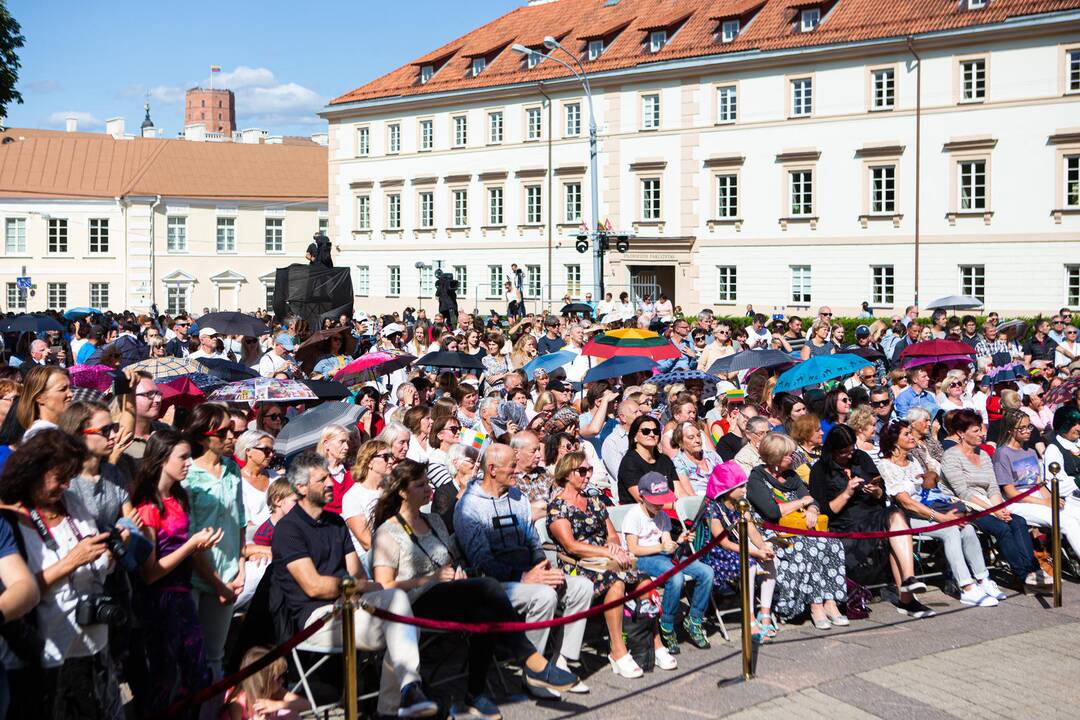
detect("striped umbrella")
[128,356,212,381]
[582,330,680,360]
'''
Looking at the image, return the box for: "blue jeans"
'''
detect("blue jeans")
[972,513,1035,577]
[635,553,715,626]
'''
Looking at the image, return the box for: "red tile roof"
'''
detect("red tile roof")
[0,128,326,202]
[329,0,1080,106]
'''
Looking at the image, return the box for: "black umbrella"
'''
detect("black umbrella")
[302,379,352,401]
[200,357,260,381]
[415,351,486,371]
[89,335,147,367]
[839,346,885,361]
[193,312,270,337]
[708,348,798,375]
[0,314,65,333]
[560,303,594,317]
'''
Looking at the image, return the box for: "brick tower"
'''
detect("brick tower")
[184,88,236,134]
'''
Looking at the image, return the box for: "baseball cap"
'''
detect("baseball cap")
[274,333,295,351]
[548,379,571,393]
[637,472,677,505]
[382,322,405,337]
[198,327,219,338]
[855,325,871,338]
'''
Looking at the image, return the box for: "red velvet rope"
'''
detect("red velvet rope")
[360,528,729,633]
[162,604,340,718]
[762,484,1044,539]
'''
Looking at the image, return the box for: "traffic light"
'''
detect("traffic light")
[575,232,589,254]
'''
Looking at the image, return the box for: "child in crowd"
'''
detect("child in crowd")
[251,478,297,548]
[222,646,310,719]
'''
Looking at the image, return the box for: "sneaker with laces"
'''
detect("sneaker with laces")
[654,645,678,670]
[398,682,438,718]
[895,598,936,619]
[960,586,997,607]
[682,616,711,649]
[978,578,1006,600]
[658,622,681,655]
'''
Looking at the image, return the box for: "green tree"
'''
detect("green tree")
[0,1,25,121]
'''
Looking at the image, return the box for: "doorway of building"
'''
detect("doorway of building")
[628,265,674,304]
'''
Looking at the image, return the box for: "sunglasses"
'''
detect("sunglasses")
[205,426,238,438]
[821,312,833,317]
[444,425,462,433]
[264,413,283,420]
[83,423,120,437]
[250,445,275,454]
[175,322,191,328]
[638,426,660,436]
[573,467,593,477]
[870,400,891,408]
[374,452,394,461]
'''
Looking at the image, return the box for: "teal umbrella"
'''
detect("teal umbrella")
[774,355,871,393]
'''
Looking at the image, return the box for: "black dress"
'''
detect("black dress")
[809,450,895,586]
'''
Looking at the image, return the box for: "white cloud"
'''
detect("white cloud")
[46,111,103,129]
[214,65,277,89]
[243,82,323,115]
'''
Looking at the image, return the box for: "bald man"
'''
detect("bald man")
[601,399,643,478]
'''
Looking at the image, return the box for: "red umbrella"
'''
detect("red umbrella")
[899,340,976,359]
[335,350,417,385]
[161,376,206,410]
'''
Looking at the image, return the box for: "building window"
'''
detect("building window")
[872,68,895,110]
[3,218,24,254]
[419,265,434,297]
[790,265,811,304]
[717,85,737,123]
[1067,265,1080,306]
[166,285,188,315]
[872,265,894,305]
[961,59,986,101]
[716,265,737,302]
[6,283,26,311]
[216,217,235,252]
[264,218,283,252]
[356,266,370,296]
[565,182,582,223]
[959,160,987,210]
[387,194,402,229]
[454,115,468,147]
[48,218,69,254]
[648,30,667,53]
[356,126,370,156]
[89,218,109,254]
[525,185,542,224]
[800,7,821,32]
[90,282,109,309]
[960,264,985,301]
[447,265,465,297]
[488,187,504,225]
[47,282,67,311]
[488,111,502,143]
[565,102,581,136]
[642,93,660,129]
[789,170,813,216]
[488,265,504,297]
[1069,49,1080,92]
[566,264,581,297]
[356,195,371,230]
[871,165,896,213]
[420,65,434,84]
[388,123,401,153]
[419,191,434,228]
[717,174,738,218]
[791,77,813,117]
[642,178,661,220]
[264,283,275,310]
[1065,155,1079,208]
[318,217,328,236]
[721,19,740,43]
[526,265,541,298]
[526,107,542,140]
[420,119,433,151]
[471,57,486,77]
[966,0,987,9]
[526,50,542,69]
[453,189,468,227]
[388,266,401,296]
[587,39,603,60]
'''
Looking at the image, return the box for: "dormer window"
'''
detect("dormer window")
[526,50,542,69]
[800,7,821,32]
[471,57,486,77]
[721,20,740,43]
[649,30,667,53]
[966,0,987,9]
[587,39,604,60]
[420,65,434,84]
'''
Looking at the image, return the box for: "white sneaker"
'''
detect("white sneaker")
[960,587,997,607]
[555,655,590,693]
[978,578,1007,600]
[654,646,678,671]
[609,652,644,679]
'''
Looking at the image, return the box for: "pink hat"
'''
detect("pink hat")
[706,461,748,500]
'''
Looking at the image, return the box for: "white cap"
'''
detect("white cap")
[1019,383,1043,397]
[382,322,405,337]
[198,327,219,338]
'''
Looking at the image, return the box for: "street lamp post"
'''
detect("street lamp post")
[513,38,604,301]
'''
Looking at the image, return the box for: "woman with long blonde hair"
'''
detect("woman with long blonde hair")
[223,646,309,719]
[341,440,392,552]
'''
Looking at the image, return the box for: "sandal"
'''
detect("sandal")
[750,619,771,644]
[756,611,778,638]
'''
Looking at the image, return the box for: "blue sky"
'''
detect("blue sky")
[4,0,521,137]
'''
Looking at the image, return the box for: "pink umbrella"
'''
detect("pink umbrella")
[335,350,416,386]
[68,365,115,393]
[161,376,206,410]
[901,354,976,369]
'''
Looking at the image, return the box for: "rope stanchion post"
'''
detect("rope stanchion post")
[340,576,359,720]
[719,499,754,687]
[1049,463,1063,608]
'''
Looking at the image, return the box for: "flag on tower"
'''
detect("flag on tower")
[210,65,222,73]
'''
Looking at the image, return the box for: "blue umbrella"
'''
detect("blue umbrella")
[649,369,721,398]
[582,355,657,384]
[63,307,104,321]
[523,350,577,380]
[774,355,872,393]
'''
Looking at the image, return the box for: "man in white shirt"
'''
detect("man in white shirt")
[258,334,296,377]
[596,292,616,317]
[188,327,225,360]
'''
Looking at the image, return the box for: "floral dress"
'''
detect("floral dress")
[673,450,721,495]
[547,494,638,595]
[704,499,742,587]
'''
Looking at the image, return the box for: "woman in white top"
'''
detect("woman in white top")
[403,406,432,463]
[235,430,276,545]
[1055,325,1079,367]
[342,440,394,553]
[653,294,674,323]
[638,294,655,323]
[937,370,974,413]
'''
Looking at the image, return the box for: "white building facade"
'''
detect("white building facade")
[323,0,1080,317]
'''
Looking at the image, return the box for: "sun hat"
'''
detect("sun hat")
[706,461,749,500]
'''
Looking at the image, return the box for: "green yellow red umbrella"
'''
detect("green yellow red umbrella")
[582,329,680,360]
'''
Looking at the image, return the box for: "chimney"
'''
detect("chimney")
[105,117,125,138]
[65,116,78,132]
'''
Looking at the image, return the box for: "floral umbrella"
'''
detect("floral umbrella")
[207,377,318,404]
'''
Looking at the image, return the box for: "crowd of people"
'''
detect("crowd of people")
[0,298,1078,720]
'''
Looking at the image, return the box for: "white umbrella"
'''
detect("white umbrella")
[925,295,984,311]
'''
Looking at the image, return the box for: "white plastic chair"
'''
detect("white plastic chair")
[674,495,705,528]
